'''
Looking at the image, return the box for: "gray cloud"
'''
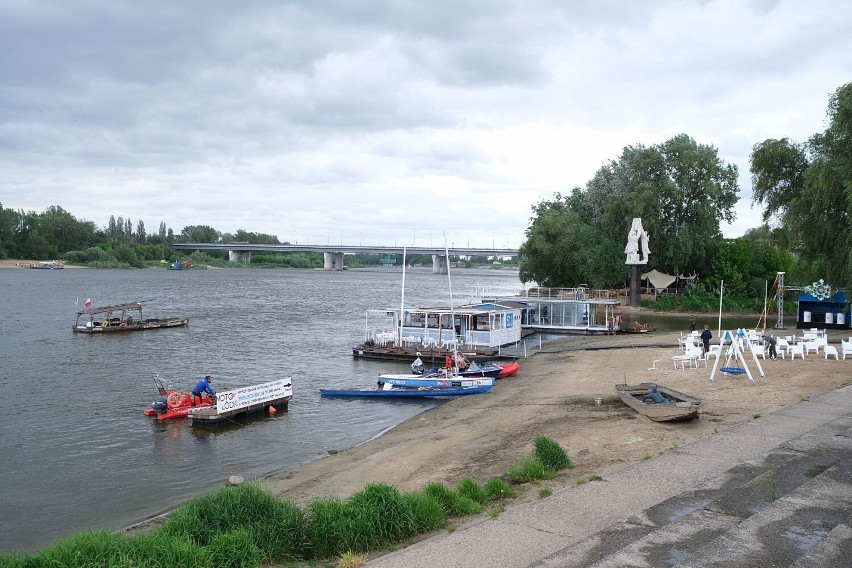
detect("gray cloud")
[1,0,851,247]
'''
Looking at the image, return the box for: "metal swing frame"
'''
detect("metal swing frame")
[709,329,765,383]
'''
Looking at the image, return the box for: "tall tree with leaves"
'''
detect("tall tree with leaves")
[520,134,739,287]
[751,82,852,290]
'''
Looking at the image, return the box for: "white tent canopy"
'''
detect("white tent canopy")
[641,269,677,292]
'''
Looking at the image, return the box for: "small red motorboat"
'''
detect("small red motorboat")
[143,376,215,421]
[498,361,520,379]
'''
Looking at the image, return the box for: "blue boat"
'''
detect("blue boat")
[319,384,492,398]
[376,375,494,388]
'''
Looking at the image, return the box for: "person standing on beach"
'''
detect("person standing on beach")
[700,325,712,356]
[767,335,778,360]
[689,315,696,332]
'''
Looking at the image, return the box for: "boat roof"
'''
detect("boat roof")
[75,302,143,316]
[396,303,521,315]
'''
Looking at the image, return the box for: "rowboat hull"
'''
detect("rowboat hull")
[615,382,700,422]
[74,318,189,333]
[377,375,494,388]
[498,362,520,378]
[320,385,492,398]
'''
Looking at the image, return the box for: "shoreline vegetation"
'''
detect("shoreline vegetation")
[5,329,850,566]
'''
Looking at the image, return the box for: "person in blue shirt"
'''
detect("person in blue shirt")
[192,375,216,405]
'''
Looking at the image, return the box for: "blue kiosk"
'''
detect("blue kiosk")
[796,280,849,330]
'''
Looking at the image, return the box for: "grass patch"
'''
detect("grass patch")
[799,395,810,402]
[752,413,761,420]
[575,475,605,486]
[338,550,368,568]
[533,436,573,470]
[483,477,516,500]
[641,452,653,461]
[422,482,483,517]
[538,487,553,498]
[506,456,556,484]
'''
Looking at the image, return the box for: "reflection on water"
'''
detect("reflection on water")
[0,266,525,554]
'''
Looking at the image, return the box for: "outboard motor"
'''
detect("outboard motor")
[151,396,168,414]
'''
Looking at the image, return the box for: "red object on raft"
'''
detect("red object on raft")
[144,390,216,421]
[498,362,520,379]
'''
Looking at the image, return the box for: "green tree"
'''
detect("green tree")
[751,82,852,290]
[519,195,624,287]
[520,134,739,286]
[177,225,220,243]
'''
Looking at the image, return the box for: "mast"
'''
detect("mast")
[399,247,407,346]
[445,239,459,376]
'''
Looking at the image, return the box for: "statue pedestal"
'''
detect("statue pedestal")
[629,264,641,309]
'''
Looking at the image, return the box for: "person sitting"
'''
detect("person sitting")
[125,314,134,326]
[192,375,216,405]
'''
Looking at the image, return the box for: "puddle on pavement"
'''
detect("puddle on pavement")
[783,520,830,552]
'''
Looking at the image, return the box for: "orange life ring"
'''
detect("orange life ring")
[166,391,183,409]
[119,322,128,327]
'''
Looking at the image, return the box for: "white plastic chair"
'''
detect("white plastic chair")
[804,341,821,356]
[842,340,852,360]
[705,345,721,361]
[824,346,839,360]
[789,344,805,360]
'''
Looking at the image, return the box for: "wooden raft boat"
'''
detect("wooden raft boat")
[615,382,701,422]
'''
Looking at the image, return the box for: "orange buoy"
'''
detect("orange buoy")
[268,406,277,415]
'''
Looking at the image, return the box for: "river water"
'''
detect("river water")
[0,266,531,554]
[0,266,778,554]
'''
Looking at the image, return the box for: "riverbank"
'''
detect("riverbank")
[248,330,851,564]
[0,259,86,269]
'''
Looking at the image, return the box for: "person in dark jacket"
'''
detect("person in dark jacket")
[700,325,713,356]
[192,375,216,405]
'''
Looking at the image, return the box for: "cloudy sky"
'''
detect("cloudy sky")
[2,1,850,248]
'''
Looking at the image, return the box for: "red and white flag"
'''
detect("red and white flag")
[84,298,92,308]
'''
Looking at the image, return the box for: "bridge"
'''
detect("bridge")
[172,243,519,272]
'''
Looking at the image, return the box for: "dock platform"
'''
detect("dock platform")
[187,379,292,427]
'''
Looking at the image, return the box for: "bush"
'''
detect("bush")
[533,436,573,470]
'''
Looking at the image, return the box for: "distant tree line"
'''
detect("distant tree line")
[0,207,506,270]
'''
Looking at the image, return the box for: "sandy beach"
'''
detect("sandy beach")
[259,330,851,540]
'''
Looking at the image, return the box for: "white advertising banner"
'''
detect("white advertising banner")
[216,379,293,413]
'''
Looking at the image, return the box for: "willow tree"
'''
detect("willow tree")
[751,82,852,290]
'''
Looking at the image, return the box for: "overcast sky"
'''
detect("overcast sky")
[2,1,850,248]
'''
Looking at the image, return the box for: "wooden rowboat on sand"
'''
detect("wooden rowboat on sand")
[615,382,701,422]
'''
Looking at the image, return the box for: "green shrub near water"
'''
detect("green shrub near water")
[534,435,573,470]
